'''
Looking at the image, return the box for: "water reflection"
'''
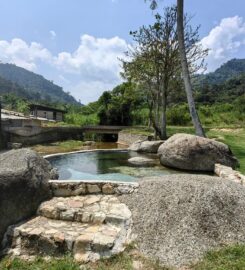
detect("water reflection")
[47,150,179,182]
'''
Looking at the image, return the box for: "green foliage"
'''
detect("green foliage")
[65,113,99,126]
[166,104,191,125]
[97,82,143,126]
[2,93,30,114]
[0,63,79,105]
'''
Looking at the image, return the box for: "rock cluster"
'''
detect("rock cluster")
[120,174,245,267]
[158,133,238,171]
[0,149,56,249]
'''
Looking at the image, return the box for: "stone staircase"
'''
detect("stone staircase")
[4,194,132,263]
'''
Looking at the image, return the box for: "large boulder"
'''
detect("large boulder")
[120,175,245,267]
[0,149,56,249]
[158,133,238,171]
[129,140,164,153]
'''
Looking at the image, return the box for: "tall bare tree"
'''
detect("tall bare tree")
[122,7,207,139]
[146,0,206,137]
[177,0,205,137]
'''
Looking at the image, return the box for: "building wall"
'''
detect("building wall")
[6,127,84,146]
[36,110,54,120]
[56,112,63,121]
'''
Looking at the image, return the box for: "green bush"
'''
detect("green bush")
[167,104,191,126]
[64,113,99,126]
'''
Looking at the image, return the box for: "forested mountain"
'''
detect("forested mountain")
[0,76,32,99]
[195,58,245,86]
[193,59,245,104]
[0,63,79,105]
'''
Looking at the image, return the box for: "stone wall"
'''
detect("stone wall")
[4,126,84,146]
[118,131,149,146]
[50,180,139,197]
[215,164,245,184]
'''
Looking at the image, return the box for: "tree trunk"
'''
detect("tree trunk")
[160,84,167,140]
[177,0,206,137]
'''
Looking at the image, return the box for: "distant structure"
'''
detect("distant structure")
[29,104,66,121]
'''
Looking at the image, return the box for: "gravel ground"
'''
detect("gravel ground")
[119,174,245,268]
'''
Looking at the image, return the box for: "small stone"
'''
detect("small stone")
[29,228,43,236]
[93,233,115,251]
[87,184,101,194]
[92,212,106,224]
[83,195,101,206]
[53,232,65,242]
[133,260,144,270]
[53,188,72,197]
[81,212,91,223]
[102,183,115,194]
[46,229,58,235]
[73,184,86,195]
[74,252,90,263]
[60,210,75,221]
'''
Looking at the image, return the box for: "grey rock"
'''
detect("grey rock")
[129,140,164,153]
[0,149,54,249]
[7,142,23,150]
[128,157,157,167]
[120,174,245,267]
[83,141,96,146]
[158,133,238,171]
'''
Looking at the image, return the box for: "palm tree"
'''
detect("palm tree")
[177,0,205,137]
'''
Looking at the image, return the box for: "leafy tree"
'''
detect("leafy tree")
[97,82,142,126]
[122,6,207,139]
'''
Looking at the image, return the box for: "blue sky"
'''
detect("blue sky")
[0,0,245,104]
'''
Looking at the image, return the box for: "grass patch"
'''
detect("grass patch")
[31,140,85,155]
[0,251,170,270]
[192,244,245,270]
[0,256,80,270]
[207,128,245,174]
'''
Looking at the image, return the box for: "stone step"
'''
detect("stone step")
[5,215,132,263]
[37,195,131,225]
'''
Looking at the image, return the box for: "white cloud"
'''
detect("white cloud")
[50,30,57,40]
[0,38,52,71]
[71,80,122,104]
[55,34,127,78]
[201,16,245,71]
[0,35,128,103]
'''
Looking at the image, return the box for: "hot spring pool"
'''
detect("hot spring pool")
[46,150,181,182]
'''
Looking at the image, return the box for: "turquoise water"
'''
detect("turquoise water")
[47,150,179,182]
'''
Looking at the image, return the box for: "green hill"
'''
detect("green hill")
[0,63,79,105]
[195,58,245,86]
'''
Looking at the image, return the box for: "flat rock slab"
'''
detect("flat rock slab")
[38,195,132,225]
[128,157,157,167]
[4,195,133,263]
